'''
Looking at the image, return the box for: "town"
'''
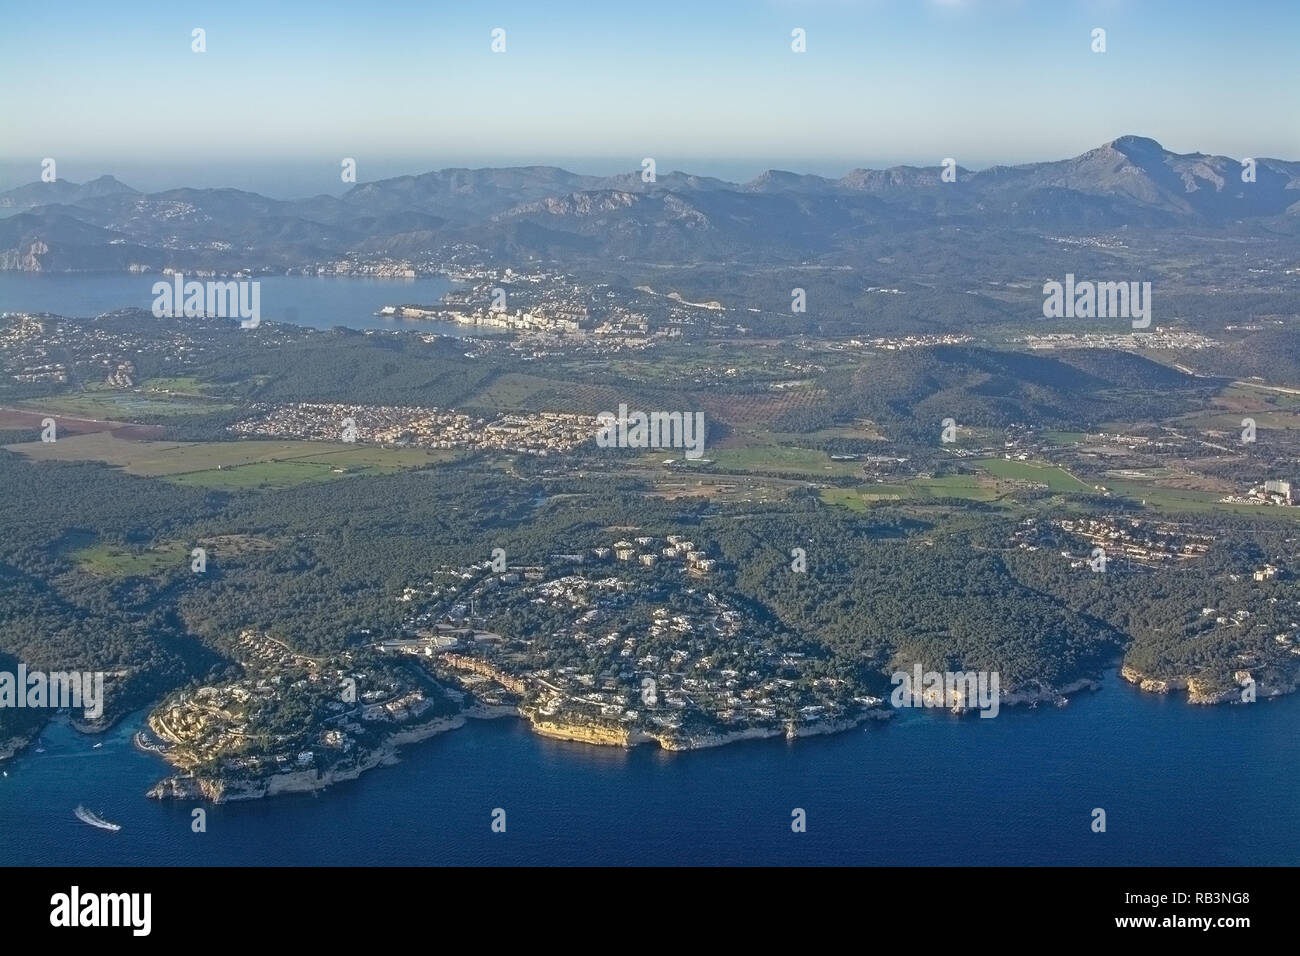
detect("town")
[229,402,601,456]
[142,630,459,801]
[381,533,882,748]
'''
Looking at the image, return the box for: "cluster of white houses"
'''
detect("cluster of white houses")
[610,534,716,573]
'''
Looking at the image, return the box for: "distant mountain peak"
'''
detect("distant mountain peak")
[750,169,810,183]
[4,136,1300,273]
[1105,134,1166,157]
[76,174,138,197]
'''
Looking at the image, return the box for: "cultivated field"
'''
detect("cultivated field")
[16,387,233,420]
[975,457,1092,492]
[4,433,458,489]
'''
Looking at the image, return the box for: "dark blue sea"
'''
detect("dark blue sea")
[1,670,1296,866]
[0,273,461,335]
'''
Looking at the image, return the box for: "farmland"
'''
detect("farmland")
[974,458,1092,492]
[72,539,189,577]
[821,475,1003,511]
[704,443,863,479]
[3,432,458,489]
[16,387,233,420]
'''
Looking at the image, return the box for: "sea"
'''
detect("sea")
[1,670,1297,866]
[0,273,462,335]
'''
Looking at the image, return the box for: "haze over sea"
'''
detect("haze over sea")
[0,274,457,335]
[1,670,1296,866]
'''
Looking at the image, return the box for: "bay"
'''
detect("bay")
[0,273,465,335]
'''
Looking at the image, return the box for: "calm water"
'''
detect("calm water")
[1,670,1296,866]
[0,273,464,335]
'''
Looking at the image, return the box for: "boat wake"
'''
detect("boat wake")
[74,805,121,832]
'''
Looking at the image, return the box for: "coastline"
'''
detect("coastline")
[526,709,893,752]
[141,700,889,802]
[144,702,517,803]
[0,710,114,765]
[1119,664,1297,704]
[0,728,40,762]
[9,664,1289,790]
[143,670,1116,802]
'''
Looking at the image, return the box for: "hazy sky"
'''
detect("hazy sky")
[2,0,1296,195]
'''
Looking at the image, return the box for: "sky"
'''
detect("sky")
[1,0,1297,196]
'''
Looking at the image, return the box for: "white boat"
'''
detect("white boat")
[74,805,122,832]
[92,743,103,749]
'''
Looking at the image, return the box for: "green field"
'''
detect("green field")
[167,460,352,489]
[20,388,232,419]
[462,372,629,415]
[1042,431,1089,446]
[706,444,863,478]
[762,422,886,443]
[141,376,209,396]
[73,540,189,577]
[461,372,560,410]
[69,532,276,576]
[821,475,1002,511]
[167,446,456,489]
[1106,479,1300,519]
[821,487,906,511]
[921,474,1003,500]
[4,434,458,488]
[1222,381,1300,410]
[1184,409,1300,432]
[600,355,717,379]
[976,457,1091,492]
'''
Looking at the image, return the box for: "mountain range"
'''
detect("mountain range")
[3,136,1298,273]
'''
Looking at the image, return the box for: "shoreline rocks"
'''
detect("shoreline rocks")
[139,662,1300,803]
[1120,664,1297,703]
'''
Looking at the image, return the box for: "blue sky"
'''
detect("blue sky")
[1,0,1296,195]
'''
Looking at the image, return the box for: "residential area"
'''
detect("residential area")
[229,402,600,455]
[379,533,880,746]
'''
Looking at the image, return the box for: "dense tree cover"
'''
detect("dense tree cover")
[995,513,1300,693]
[797,346,1216,441]
[578,230,1300,339]
[192,331,496,406]
[0,454,224,736]
[3,306,1296,744]
[710,508,1122,692]
[1207,328,1300,384]
[4,429,1297,740]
